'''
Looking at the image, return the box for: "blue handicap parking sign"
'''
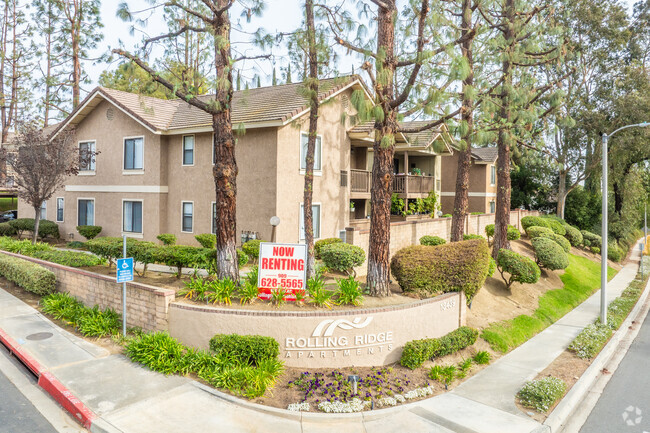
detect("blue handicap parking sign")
[117,258,134,283]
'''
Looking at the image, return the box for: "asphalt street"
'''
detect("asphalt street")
[0,344,60,433]
[580,309,650,433]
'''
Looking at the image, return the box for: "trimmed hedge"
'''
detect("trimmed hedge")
[420,235,446,246]
[209,334,279,366]
[496,249,541,289]
[486,224,521,241]
[545,219,566,236]
[581,231,602,248]
[390,239,490,302]
[156,245,206,278]
[76,225,102,240]
[0,254,56,295]
[532,237,569,270]
[400,327,478,369]
[607,244,623,262]
[563,224,583,247]
[195,233,216,249]
[157,233,177,245]
[320,243,366,274]
[242,239,263,260]
[86,237,129,266]
[29,250,105,267]
[521,216,550,231]
[8,218,59,240]
[314,238,342,259]
[526,226,554,239]
[539,232,571,253]
[0,222,16,236]
[463,234,485,241]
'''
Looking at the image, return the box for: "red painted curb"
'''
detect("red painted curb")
[38,371,97,428]
[0,326,98,429]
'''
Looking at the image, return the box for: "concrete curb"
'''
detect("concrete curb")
[544,269,650,432]
[0,325,109,431]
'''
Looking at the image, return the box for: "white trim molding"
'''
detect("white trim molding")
[65,185,169,193]
[440,192,497,198]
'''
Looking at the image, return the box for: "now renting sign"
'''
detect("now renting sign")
[257,242,307,301]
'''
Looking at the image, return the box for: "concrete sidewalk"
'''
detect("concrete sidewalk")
[0,245,642,433]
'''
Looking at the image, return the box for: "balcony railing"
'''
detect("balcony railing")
[350,169,371,193]
[393,174,434,194]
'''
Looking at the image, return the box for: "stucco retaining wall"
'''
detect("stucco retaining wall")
[168,291,466,368]
[0,251,174,331]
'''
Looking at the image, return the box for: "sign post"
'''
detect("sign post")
[257,242,307,301]
[116,235,134,337]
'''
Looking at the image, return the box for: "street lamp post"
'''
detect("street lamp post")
[601,122,650,325]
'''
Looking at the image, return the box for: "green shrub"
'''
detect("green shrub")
[334,276,364,306]
[463,234,485,241]
[155,245,205,278]
[30,250,105,267]
[420,235,446,246]
[129,241,160,277]
[486,224,520,242]
[400,327,478,369]
[539,232,571,253]
[488,257,497,277]
[9,218,35,239]
[521,216,550,231]
[157,233,177,245]
[390,239,490,302]
[209,334,279,366]
[242,239,263,260]
[195,233,216,249]
[525,226,554,239]
[532,237,569,270]
[74,305,121,337]
[85,237,125,267]
[314,237,342,259]
[237,249,249,267]
[125,331,189,375]
[485,224,495,239]
[591,246,600,254]
[544,219,566,236]
[38,220,60,240]
[607,244,623,262]
[581,230,602,248]
[496,249,541,289]
[320,243,366,274]
[66,241,86,249]
[563,224,583,247]
[0,222,16,236]
[0,237,52,255]
[76,225,102,240]
[568,323,612,359]
[473,351,491,365]
[0,254,56,295]
[442,213,452,218]
[518,377,566,412]
[41,292,84,321]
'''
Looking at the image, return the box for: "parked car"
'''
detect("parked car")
[0,210,16,222]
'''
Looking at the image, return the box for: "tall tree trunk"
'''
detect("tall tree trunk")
[212,1,238,281]
[367,1,397,297]
[557,169,567,219]
[43,9,52,127]
[450,0,474,242]
[302,0,319,279]
[492,0,515,259]
[0,1,8,143]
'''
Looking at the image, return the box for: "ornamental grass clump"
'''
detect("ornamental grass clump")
[41,293,121,337]
[517,377,566,412]
[335,276,364,306]
[307,275,334,309]
[390,239,490,302]
[532,237,569,270]
[496,249,541,289]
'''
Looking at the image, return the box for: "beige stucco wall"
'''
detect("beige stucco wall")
[169,291,465,368]
[440,152,497,214]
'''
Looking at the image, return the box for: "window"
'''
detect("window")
[490,165,496,185]
[211,202,217,234]
[56,198,64,222]
[300,133,322,171]
[78,199,94,226]
[182,202,193,232]
[40,201,47,220]
[124,137,144,170]
[79,141,96,171]
[490,201,496,214]
[182,135,194,165]
[299,203,321,240]
[123,201,143,233]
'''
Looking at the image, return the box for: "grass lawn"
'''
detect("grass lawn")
[481,255,617,353]
[0,197,17,212]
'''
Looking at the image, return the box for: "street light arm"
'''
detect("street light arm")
[606,122,650,138]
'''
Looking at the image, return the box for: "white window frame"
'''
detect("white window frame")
[490,165,496,186]
[181,201,194,233]
[77,198,95,226]
[78,140,96,174]
[489,200,496,214]
[299,202,321,240]
[40,201,47,221]
[122,199,144,237]
[182,135,195,166]
[55,197,64,223]
[211,201,217,235]
[122,135,145,174]
[299,132,322,176]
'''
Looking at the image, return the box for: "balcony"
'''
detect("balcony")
[350,169,371,198]
[393,174,434,197]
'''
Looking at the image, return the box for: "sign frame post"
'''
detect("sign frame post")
[116,235,134,337]
[257,242,307,301]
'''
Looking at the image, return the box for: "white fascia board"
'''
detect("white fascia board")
[162,120,284,135]
[440,192,496,197]
[65,185,169,193]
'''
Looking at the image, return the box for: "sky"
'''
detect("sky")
[88,0,639,95]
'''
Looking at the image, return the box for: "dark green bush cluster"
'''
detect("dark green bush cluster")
[8,218,59,240]
[157,233,177,245]
[0,222,16,236]
[0,253,55,295]
[485,224,521,242]
[525,226,554,239]
[420,235,446,246]
[41,293,120,337]
[543,219,566,236]
[539,232,571,253]
[209,334,279,366]
[195,233,216,248]
[563,224,583,247]
[581,231,602,248]
[66,241,86,249]
[496,249,541,289]
[242,239,263,260]
[463,234,485,241]
[532,237,569,270]
[390,239,490,302]
[320,243,366,274]
[76,225,102,240]
[125,331,283,398]
[521,216,550,231]
[155,245,207,277]
[400,327,478,369]
[314,237,342,259]
[30,250,105,267]
[607,244,623,262]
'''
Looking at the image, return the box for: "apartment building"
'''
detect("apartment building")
[18,77,453,246]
